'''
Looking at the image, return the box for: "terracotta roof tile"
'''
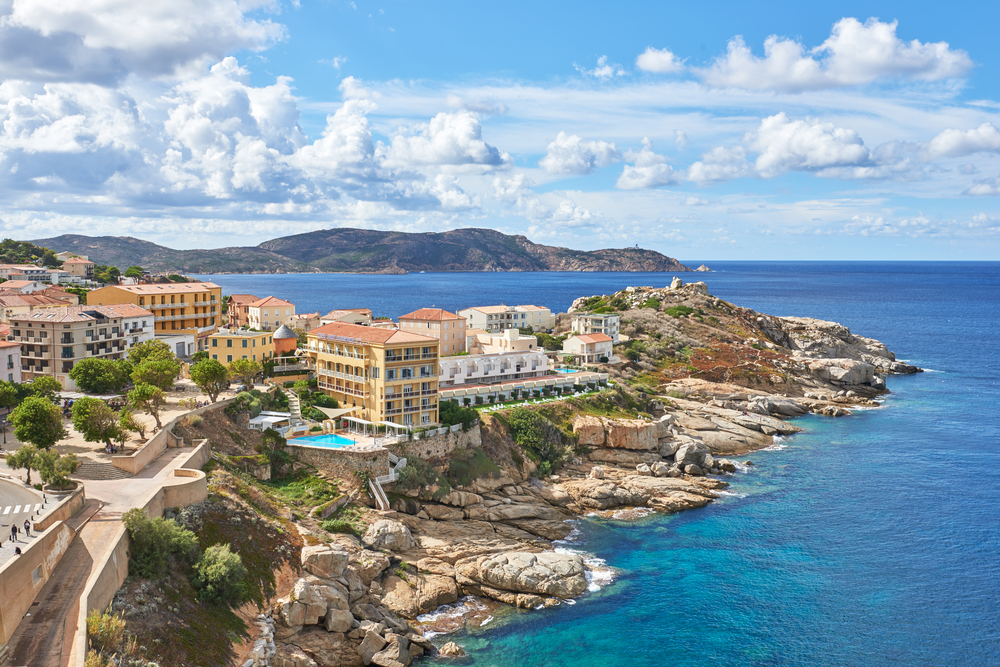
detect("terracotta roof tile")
[399,308,461,320]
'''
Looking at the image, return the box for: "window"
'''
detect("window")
[212,354,217,360]
[371,367,380,379]
[227,354,232,362]
[386,369,397,380]
[227,339,232,347]
[242,355,247,360]
[212,339,217,347]
[242,339,248,348]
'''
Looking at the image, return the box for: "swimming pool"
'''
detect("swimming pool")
[554,368,580,374]
[292,434,357,448]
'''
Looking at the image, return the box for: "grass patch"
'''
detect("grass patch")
[259,469,341,509]
[447,447,502,487]
[665,305,694,318]
[320,504,366,536]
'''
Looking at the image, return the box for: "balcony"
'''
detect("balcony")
[60,337,74,344]
[385,355,403,363]
[384,407,402,415]
[422,353,437,359]
[422,388,438,396]
[317,367,366,382]
[403,354,419,361]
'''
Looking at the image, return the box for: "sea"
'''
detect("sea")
[192,262,1000,667]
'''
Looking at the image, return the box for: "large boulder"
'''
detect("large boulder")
[807,358,876,386]
[301,545,349,579]
[572,415,606,446]
[358,630,388,665]
[456,551,588,598]
[673,440,711,468]
[363,520,416,552]
[380,573,459,619]
[606,419,659,450]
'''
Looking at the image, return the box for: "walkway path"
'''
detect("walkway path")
[3,447,197,667]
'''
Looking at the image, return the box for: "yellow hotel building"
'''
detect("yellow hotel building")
[209,329,274,366]
[87,282,223,350]
[305,322,440,427]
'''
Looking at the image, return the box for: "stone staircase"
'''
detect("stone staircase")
[287,390,302,420]
[72,461,134,481]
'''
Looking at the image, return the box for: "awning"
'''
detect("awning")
[314,406,358,419]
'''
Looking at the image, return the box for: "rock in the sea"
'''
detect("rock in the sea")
[695,264,711,272]
[438,642,466,658]
[363,519,416,552]
[456,551,588,599]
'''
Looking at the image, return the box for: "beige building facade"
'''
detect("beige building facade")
[305,322,439,427]
[209,329,274,366]
[87,282,222,349]
[398,308,466,356]
[247,296,295,331]
[458,304,555,333]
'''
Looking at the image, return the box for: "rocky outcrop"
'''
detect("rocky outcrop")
[455,551,588,600]
[573,415,672,450]
[362,520,416,552]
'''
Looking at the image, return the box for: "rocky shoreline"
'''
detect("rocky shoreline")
[260,281,922,667]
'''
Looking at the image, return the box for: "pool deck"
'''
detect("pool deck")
[286,431,398,452]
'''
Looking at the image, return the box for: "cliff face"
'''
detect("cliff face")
[34,228,690,274]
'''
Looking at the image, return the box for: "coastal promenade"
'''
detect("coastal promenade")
[2,446,199,667]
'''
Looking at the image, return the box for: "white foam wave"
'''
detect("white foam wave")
[610,507,654,520]
[480,615,494,627]
[556,545,617,592]
[553,520,582,545]
[713,489,747,498]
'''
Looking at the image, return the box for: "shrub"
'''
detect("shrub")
[122,508,200,579]
[665,305,694,318]
[599,356,609,363]
[192,544,249,606]
[86,609,133,655]
[448,448,501,487]
[641,298,661,310]
[506,407,567,474]
[309,425,322,432]
[187,414,204,427]
[439,400,479,429]
[320,518,359,536]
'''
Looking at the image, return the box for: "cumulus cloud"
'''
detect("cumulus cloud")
[923,122,1000,159]
[539,132,621,175]
[0,0,285,84]
[635,47,684,73]
[748,113,871,178]
[616,138,681,189]
[687,145,751,183]
[490,173,595,225]
[963,176,1000,196]
[384,111,511,172]
[574,55,626,80]
[701,18,972,92]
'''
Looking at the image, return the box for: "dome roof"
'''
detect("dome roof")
[273,324,297,339]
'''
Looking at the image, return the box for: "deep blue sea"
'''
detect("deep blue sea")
[194,263,1000,667]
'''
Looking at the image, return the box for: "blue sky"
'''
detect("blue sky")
[1,0,999,260]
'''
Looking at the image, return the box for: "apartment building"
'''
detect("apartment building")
[208,329,274,366]
[571,313,621,343]
[0,265,50,283]
[87,282,222,350]
[562,333,613,363]
[37,286,80,305]
[97,304,155,349]
[227,294,259,328]
[0,340,21,383]
[320,309,373,327]
[305,322,439,427]
[0,281,46,294]
[62,257,95,280]
[9,304,154,389]
[439,348,550,388]
[458,304,555,333]
[0,294,70,321]
[465,328,540,355]
[287,312,321,332]
[247,296,295,331]
[398,308,466,355]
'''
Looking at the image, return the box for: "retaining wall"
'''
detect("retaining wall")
[288,444,390,480]
[0,521,75,646]
[33,486,86,532]
[405,425,482,460]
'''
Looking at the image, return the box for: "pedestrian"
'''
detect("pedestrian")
[24,519,30,538]
[14,546,21,555]
[10,524,17,542]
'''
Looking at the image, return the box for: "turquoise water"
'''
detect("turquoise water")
[554,369,580,374]
[199,263,1000,666]
[292,434,356,448]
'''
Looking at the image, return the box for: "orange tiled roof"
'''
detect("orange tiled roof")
[572,333,613,343]
[310,321,437,345]
[399,308,461,321]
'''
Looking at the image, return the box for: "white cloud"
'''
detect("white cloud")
[0,0,285,83]
[320,56,348,71]
[384,110,511,172]
[539,131,621,175]
[923,122,1000,159]
[635,47,684,73]
[685,197,707,206]
[963,176,1000,196]
[674,130,688,150]
[616,137,681,189]
[445,95,508,115]
[749,112,871,178]
[687,145,751,183]
[574,55,626,80]
[700,18,972,92]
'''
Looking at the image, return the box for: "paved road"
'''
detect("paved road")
[0,478,43,556]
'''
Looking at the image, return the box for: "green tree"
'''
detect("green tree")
[0,381,19,411]
[131,357,181,391]
[127,339,174,366]
[34,450,79,489]
[128,383,166,430]
[191,350,209,363]
[189,358,229,402]
[29,376,62,402]
[121,508,199,579]
[124,265,144,278]
[7,444,40,485]
[228,357,262,388]
[9,396,67,449]
[72,397,121,448]
[192,544,249,606]
[119,409,146,440]
[68,357,132,394]
[41,249,60,267]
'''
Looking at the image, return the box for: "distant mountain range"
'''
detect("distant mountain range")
[32,228,691,274]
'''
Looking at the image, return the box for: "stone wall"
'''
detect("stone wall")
[287,444,390,480]
[33,486,86,532]
[405,425,482,460]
